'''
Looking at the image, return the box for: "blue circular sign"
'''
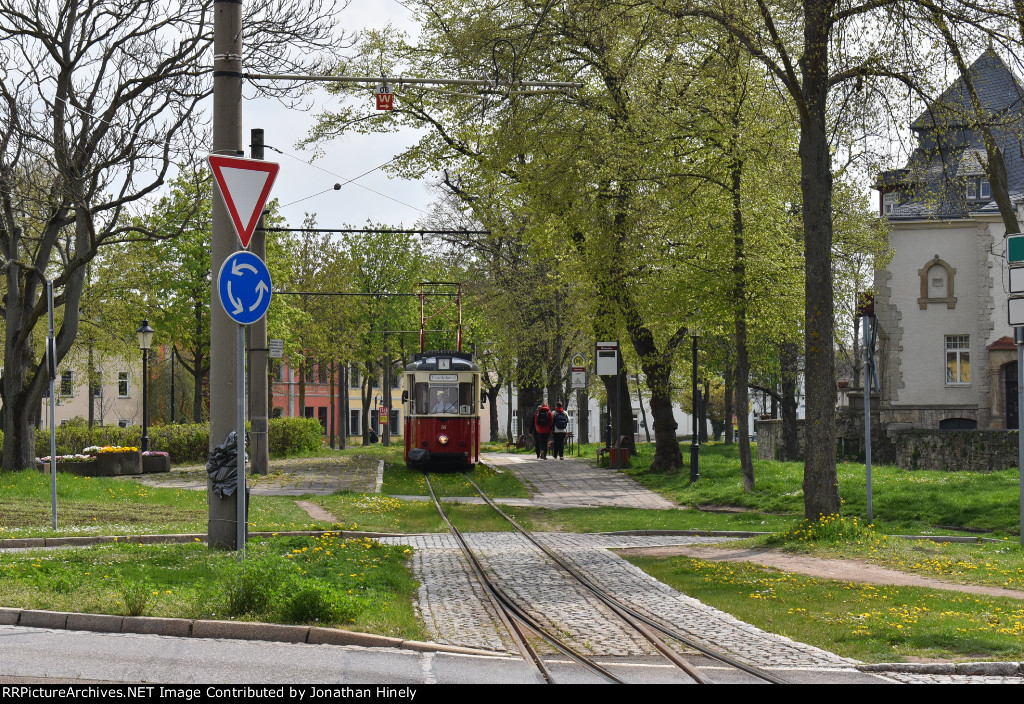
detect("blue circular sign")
[217,250,272,325]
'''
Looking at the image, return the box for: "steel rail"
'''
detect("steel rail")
[462,472,789,685]
[422,475,625,684]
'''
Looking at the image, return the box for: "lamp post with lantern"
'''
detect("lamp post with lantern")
[136,320,155,452]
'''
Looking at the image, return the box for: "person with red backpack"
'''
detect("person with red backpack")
[534,402,553,459]
[551,402,570,459]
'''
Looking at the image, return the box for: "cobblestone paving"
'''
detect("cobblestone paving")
[482,453,677,509]
[382,532,858,670]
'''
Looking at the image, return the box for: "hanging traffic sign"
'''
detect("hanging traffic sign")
[208,155,280,248]
[217,250,273,325]
[376,83,394,111]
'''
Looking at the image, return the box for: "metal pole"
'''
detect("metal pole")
[170,345,176,424]
[1017,326,1024,546]
[237,323,247,555]
[690,334,700,483]
[209,0,244,549]
[141,348,149,452]
[614,372,621,469]
[47,280,56,530]
[383,335,391,447]
[864,315,873,521]
[250,128,269,475]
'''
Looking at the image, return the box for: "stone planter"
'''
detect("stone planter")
[141,454,171,474]
[38,461,99,477]
[94,451,141,476]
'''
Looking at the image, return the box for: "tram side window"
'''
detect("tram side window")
[459,382,475,413]
[414,382,430,415]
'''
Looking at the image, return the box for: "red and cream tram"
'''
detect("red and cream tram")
[403,351,481,470]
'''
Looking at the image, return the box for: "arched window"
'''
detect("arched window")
[918,255,957,309]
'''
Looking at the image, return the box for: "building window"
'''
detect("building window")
[92,372,102,398]
[60,371,74,397]
[350,365,361,388]
[882,191,898,214]
[945,335,971,385]
[118,419,130,428]
[390,409,400,434]
[350,409,360,435]
[967,178,992,201]
[118,372,130,398]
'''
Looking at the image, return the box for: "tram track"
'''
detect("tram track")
[422,471,787,684]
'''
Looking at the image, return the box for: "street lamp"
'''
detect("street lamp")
[690,325,700,484]
[136,320,155,452]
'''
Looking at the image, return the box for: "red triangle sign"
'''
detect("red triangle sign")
[208,155,280,248]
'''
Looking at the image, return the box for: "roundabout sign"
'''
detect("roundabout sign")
[217,250,272,325]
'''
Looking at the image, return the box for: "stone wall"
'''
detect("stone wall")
[756,418,1019,471]
[755,408,896,464]
[895,430,1019,471]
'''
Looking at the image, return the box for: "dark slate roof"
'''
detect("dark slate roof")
[882,50,1024,220]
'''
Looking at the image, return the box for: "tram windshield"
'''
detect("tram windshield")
[414,379,477,415]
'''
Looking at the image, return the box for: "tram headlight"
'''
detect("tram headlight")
[438,434,449,445]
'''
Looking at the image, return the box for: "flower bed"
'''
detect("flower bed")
[141,451,170,474]
[37,446,140,476]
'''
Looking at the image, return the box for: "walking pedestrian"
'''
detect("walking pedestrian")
[534,401,553,459]
[551,402,569,459]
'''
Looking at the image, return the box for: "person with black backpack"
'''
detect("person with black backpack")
[534,402,553,459]
[551,402,570,459]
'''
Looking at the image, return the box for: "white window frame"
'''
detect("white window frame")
[967,179,978,200]
[945,335,971,386]
[882,191,898,214]
[118,372,131,398]
[980,179,991,199]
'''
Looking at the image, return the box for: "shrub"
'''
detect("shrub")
[18,416,323,467]
[267,417,324,457]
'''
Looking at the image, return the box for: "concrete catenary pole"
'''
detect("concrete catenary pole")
[250,128,270,475]
[209,0,244,549]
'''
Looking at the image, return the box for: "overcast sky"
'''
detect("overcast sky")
[243,0,431,231]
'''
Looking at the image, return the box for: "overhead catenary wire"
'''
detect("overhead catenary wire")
[246,73,583,90]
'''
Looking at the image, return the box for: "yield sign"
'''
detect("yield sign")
[208,155,280,248]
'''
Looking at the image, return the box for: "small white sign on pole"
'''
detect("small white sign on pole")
[1010,296,1024,327]
[571,370,586,389]
[269,339,284,358]
[1011,266,1024,294]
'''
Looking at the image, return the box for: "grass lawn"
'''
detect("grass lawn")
[0,534,422,639]
[0,469,328,538]
[619,441,1023,537]
[626,552,1024,663]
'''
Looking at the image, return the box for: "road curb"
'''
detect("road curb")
[858,662,1024,676]
[0,606,505,657]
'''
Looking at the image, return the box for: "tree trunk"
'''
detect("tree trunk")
[798,8,840,518]
[731,148,754,492]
